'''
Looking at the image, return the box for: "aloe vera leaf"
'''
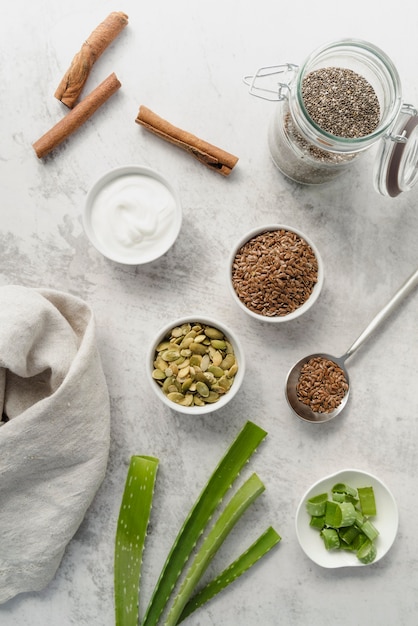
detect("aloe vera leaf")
[357,486,376,516]
[177,526,281,623]
[115,455,159,626]
[141,420,267,626]
[164,473,265,626]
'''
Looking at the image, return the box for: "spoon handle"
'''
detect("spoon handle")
[343,266,418,361]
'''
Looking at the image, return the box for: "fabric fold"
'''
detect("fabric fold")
[0,285,110,604]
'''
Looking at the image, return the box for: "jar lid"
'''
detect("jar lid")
[374,105,418,197]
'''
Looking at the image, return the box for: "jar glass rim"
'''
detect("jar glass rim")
[293,38,403,151]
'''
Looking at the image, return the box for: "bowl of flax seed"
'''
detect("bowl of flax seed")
[228,224,324,322]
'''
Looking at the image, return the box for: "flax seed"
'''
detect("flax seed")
[296,356,349,413]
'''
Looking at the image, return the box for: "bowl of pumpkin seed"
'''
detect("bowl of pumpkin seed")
[147,316,245,414]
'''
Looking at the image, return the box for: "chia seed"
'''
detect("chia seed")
[284,111,357,165]
[301,67,380,138]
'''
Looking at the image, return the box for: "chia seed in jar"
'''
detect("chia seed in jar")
[266,39,402,184]
[269,66,381,184]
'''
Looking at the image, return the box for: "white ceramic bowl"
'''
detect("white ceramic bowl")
[295,469,398,568]
[228,224,324,322]
[83,165,182,265]
[146,316,245,415]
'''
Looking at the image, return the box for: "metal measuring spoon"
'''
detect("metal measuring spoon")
[285,266,418,423]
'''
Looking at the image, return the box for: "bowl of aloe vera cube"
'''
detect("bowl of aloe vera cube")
[295,469,398,568]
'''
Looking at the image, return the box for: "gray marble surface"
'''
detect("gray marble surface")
[1,1,418,624]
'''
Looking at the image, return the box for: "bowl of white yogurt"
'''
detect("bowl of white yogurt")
[83,165,182,264]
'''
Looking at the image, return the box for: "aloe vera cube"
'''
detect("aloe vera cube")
[332,492,358,505]
[332,483,358,499]
[331,492,346,503]
[325,501,356,528]
[338,502,357,527]
[359,519,379,541]
[324,500,341,527]
[306,493,328,516]
[310,515,325,530]
[339,540,357,551]
[321,528,340,550]
[352,531,369,551]
[354,508,379,540]
[354,510,366,528]
[357,539,377,564]
[339,525,360,545]
[358,486,376,516]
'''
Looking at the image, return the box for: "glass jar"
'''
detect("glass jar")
[246,39,418,196]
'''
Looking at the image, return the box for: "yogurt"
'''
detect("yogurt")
[85,168,181,264]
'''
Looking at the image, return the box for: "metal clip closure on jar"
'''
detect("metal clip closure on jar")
[245,39,418,197]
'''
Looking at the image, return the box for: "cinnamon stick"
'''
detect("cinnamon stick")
[55,11,128,108]
[33,72,121,158]
[135,105,239,176]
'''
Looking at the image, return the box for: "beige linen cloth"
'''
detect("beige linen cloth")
[0,285,110,604]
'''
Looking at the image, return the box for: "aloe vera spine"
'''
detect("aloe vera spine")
[140,421,267,626]
[115,455,159,626]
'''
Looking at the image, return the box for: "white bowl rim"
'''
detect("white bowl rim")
[146,315,246,415]
[228,223,324,322]
[295,468,399,568]
[83,164,182,265]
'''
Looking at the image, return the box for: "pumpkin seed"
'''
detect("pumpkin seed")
[162,376,176,393]
[182,378,193,393]
[194,371,208,383]
[190,342,208,355]
[161,349,181,362]
[211,339,227,350]
[152,369,166,380]
[211,350,223,367]
[189,354,202,367]
[167,391,186,404]
[204,391,221,403]
[200,354,210,371]
[204,326,224,340]
[180,393,194,406]
[218,375,232,390]
[228,363,238,377]
[208,365,224,378]
[211,385,227,394]
[154,355,168,371]
[195,381,210,397]
[178,365,190,379]
[156,341,173,352]
[165,364,178,377]
[221,354,235,370]
[225,341,234,354]
[204,372,216,385]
